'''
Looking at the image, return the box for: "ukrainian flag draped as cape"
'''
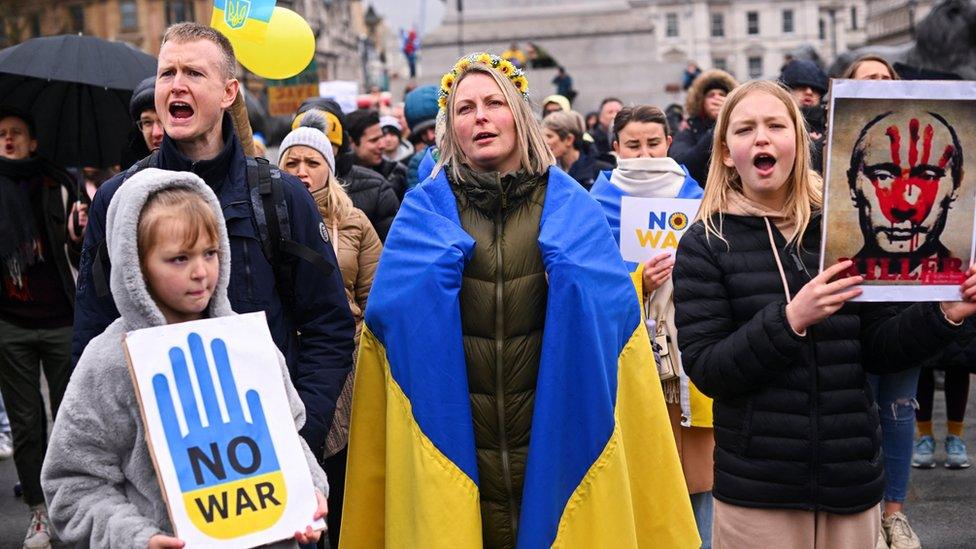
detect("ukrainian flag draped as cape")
[341,167,698,548]
[590,169,713,429]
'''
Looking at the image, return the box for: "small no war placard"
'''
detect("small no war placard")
[124,312,324,548]
[619,196,701,263]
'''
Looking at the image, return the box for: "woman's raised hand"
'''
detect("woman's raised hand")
[785,260,863,335]
[642,252,675,295]
[940,264,976,324]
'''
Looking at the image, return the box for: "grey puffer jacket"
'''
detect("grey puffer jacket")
[41,169,328,548]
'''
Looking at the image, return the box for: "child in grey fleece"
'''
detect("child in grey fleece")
[41,169,329,548]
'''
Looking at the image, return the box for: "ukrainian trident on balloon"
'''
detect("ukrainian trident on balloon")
[124,312,323,547]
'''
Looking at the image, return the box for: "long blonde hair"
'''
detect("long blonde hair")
[318,171,355,226]
[436,63,554,180]
[698,80,823,246]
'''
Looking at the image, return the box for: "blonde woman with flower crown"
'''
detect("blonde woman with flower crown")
[340,53,699,549]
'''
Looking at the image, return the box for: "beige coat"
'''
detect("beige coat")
[323,207,382,333]
[317,200,382,457]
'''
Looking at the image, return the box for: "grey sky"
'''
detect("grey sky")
[366,0,445,36]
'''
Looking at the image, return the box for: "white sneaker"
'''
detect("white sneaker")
[876,528,889,549]
[0,431,12,460]
[23,504,52,549]
[883,512,921,549]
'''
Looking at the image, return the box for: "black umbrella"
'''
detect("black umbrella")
[0,34,157,169]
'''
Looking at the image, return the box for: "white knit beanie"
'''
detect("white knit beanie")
[279,127,336,173]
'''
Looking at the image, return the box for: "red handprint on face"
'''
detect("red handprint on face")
[865,118,955,249]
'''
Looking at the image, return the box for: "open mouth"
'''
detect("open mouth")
[878,227,924,241]
[169,101,194,120]
[474,131,496,143]
[753,153,776,173]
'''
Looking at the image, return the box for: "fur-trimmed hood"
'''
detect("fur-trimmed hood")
[684,69,739,120]
[105,168,233,331]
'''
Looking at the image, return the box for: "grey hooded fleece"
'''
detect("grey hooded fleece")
[41,169,328,548]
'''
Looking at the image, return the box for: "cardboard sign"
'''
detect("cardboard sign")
[124,312,323,547]
[318,80,359,114]
[619,196,701,263]
[822,80,976,301]
[267,60,319,117]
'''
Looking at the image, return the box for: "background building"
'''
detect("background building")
[419,0,672,115]
[0,0,369,84]
[416,0,868,113]
[865,0,935,45]
[654,0,867,80]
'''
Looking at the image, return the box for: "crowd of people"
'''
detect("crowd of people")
[0,19,973,549]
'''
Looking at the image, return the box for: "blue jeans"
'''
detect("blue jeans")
[867,368,921,503]
[691,491,713,549]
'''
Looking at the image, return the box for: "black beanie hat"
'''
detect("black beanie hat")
[129,76,156,120]
[295,97,355,176]
[780,60,828,96]
[296,98,346,128]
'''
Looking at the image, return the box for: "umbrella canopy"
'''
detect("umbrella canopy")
[0,35,157,168]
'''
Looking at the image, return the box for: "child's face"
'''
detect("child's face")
[142,214,219,324]
[722,91,797,208]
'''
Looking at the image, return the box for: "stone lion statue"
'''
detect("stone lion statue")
[828,0,976,79]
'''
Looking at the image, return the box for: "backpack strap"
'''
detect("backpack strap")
[124,149,160,179]
[245,157,334,308]
[93,151,160,298]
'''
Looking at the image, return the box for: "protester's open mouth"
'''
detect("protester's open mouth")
[753,153,776,175]
[169,101,194,120]
[474,131,496,144]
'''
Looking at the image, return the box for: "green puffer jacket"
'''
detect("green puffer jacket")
[449,165,548,549]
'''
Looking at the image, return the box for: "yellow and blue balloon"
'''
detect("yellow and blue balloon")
[211,0,315,80]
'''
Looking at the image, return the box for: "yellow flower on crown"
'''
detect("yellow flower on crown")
[441,72,456,92]
[439,52,531,113]
[513,76,528,92]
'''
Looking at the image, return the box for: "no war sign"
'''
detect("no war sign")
[619,196,702,263]
[124,313,324,547]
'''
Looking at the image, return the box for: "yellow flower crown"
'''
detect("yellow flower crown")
[438,52,529,111]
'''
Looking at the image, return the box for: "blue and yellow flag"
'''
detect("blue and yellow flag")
[341,167,699,548]
[210,0,274,44]
[589,168,712,429]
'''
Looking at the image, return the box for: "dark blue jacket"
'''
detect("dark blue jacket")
[72,115,356,456]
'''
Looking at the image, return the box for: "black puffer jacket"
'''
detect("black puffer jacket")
[673,213,962,514]
[376,159,409,202]
[339,164,399,242]
[671,69,738,187]
[669,116,713,188]
[923,319,976,372]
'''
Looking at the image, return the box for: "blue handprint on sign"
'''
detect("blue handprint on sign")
[153,333,286,539]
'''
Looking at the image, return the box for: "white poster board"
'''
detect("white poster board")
[124,312,324,548]
[619,196,701,263]
[318,80,360,114]
[822,79,976,301]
